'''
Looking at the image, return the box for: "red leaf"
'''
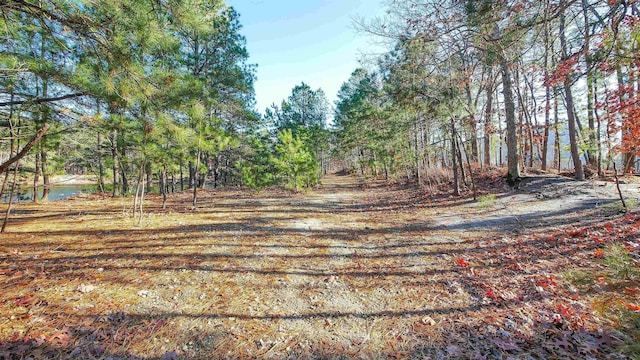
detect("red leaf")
[456,258,469,267]
[12,295,31,307]
[557,304,572,317]
[567,228,586,237]
[486,289,496,299]
[625,303,640,311]
[594,248,604,259]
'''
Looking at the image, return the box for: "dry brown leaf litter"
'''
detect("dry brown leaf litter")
[0,174,638,359]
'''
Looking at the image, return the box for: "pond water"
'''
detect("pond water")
[1,184,98,203]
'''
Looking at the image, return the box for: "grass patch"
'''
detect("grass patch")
[604,198,638,213]
[562,269,594,288]
[618,309,640,358]
[565,242,640,359]
[476,194,497,210]
[603,243,639,281]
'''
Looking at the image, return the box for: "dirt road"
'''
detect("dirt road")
[0,174,637,358]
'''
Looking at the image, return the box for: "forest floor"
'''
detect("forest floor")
[1,171,639,359]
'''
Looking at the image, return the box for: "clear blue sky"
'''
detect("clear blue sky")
[225,0,386,115]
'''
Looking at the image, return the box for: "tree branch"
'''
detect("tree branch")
[0,123,50,174]
[0,93,85,107]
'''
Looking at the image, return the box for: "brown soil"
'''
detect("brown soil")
[17,174,98,186]
[0,173,638,359]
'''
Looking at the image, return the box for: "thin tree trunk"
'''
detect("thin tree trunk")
[514,67,526,171]
[41,149,50,201]
[159,170,164,199]
[138,166,145,225]
[1,94,17,197]
[111,131,119,197]
[192,151,200,209]
[161,167,167,209]
[497,106,504,166]
[96,102,105,194]
[120,146,128,195]
[594,80,603,176]
[484,71,494,167]
[554,87,561,171]
[451,118,460,196]
[97,132,105,193]
[189,161,195,188]
[1,133,15,198]
[1,159,20,233]
[133,172,140,219]
[583,0,597,168]
[560,2,585,180]
[458,131,477,200]
[515,69,536,170]
[456,137,468,187]
[213,155,219,188]
[542,7,551,171]
[613,163,627,209]
[465,82,479,163]
[200,154,208,189]
[523,73,538,168]
[33,151,41,202]
[498,48,520,183]
[180,161,184,191]
[145,163,152,194]
[415,123,421,185]
[2,118,22,233]
[34,25,46,202]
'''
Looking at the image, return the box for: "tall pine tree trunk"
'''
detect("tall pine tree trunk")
[111,131,119,197]
[161,167,167,209]
[120,144,128,195]
[33,23,46,202]
[138,164,145,225]
[2,117,22,233]
[146,163,152,194]
[97,132,105,193]
[192,150,200,209]
[1,95,16,198]
[96,102,105,193]
[33,150,41,202]
[188,161,195,188]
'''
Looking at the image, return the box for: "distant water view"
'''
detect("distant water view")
[1,184,97,203]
